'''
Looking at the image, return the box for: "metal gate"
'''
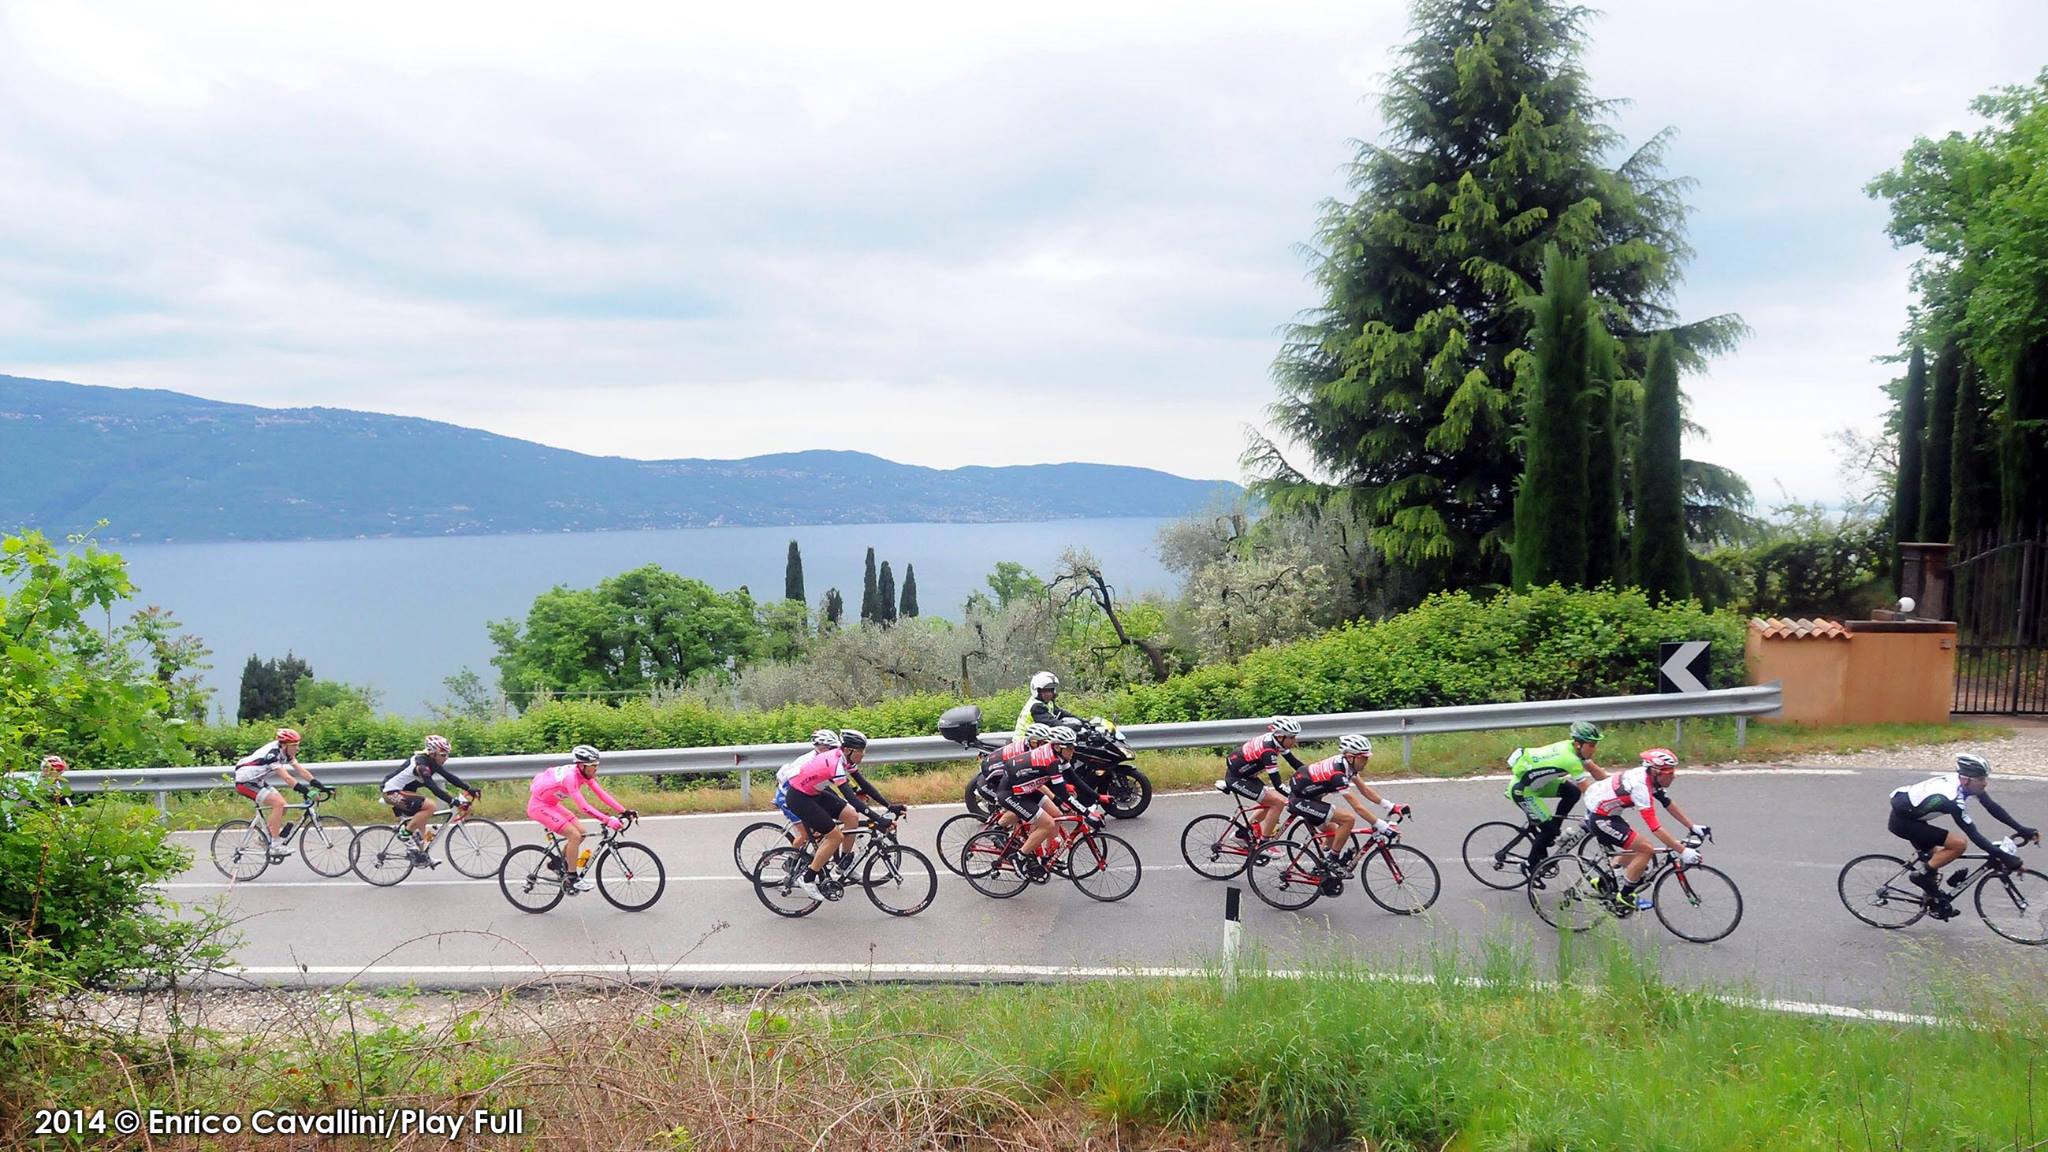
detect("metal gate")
[1950,530,2048,713]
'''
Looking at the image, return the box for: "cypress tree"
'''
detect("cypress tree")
[860,548,878,623]
[1920,337,1958,541]
[877,562,898,625]
[1584,318,1623,586]
[1952,357,1999,545]
[900,564,920,618]
[2002,337,2048,533]
[1632,333,1691,601]
[1894,345,1928,554]
[1512,246,1593,590]
[822,588,844,629]
[784,540,805,603]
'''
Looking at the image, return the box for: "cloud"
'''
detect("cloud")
[0,1,2042,495]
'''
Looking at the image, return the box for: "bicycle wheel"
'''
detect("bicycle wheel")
[596,840,666,911]
[498,844,567,913]
[962,773,990,818]
[297,815,356,877]
[1527,854,1605,933]
[733,820,796,877]
[1246,842,1326,912]
[1461,821,1535,891]
[441,818,510,878]
[1836,854,1928,929]
[209,820,272,881]
[1652,863,1744,943]
[936,813,992,877]
[863,844,938,916]
[1976,866,2048,945]
[961,830,1030,899]
[1068,831,1142,902]
[1179,813,1253,880]
[1362,843,1441,915]
[1105,768,1152,819]
[751,846,822,917]
[348,826,416,887]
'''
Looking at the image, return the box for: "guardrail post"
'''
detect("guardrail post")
[740,768,751,808]
[1674,717,1684,750]
[1223,886,1242,994]
[1401,721,1413,771]
[1736,715,1748,750]
[155,790,168,817]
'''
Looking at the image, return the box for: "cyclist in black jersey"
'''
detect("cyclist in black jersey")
[1223,717,1305,841]
[380,734,480,847]
[1890,753,2039,917]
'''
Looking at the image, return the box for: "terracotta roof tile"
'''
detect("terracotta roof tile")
[1748,617,1852,641]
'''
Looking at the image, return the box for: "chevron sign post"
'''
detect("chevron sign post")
[1658,641,1712,694]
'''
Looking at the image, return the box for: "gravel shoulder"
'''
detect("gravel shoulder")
[1777,720,2048,777]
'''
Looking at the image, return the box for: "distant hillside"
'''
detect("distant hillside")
[0,375,1240,542]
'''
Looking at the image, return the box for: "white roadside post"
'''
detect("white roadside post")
[1223,885,1243,994]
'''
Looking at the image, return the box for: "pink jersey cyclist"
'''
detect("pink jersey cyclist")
[786,746,853,796]
[529,760,625,833]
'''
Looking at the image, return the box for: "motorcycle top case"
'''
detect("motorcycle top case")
[937,705,983,746]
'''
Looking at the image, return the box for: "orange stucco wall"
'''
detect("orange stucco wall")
[1746,624,1956,726]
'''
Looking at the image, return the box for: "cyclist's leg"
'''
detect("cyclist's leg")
[1257,786,1288,838]
[1887,808,1951,890]
[1585,815,1632,884]
[528,797,582,871]
[1323,803,1355,854]
[774,784,810,850]
[1929,828,1968,872]
[259,785,287,838]
[782,790,838,880]
[1021,788,1059,855]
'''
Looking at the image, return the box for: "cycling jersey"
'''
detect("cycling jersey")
[776,749,823,786]
[233,741,298,785]
[787,748,852,796]
[1226,734,1304,788]
[1506,739,1594,821]
[1890,773,2027,856]
[380,753,474,803]
[1290,755,1352,803]
[1582,766,1669,833]
[529,763,624,830]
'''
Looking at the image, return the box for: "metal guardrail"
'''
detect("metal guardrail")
[51,683,1782,804]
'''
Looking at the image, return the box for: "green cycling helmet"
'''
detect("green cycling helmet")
[1569,720,1603,743]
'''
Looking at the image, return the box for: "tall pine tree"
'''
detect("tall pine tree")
[1632,334,1691,601]
[1252,0,1738,589]
[900,564,920,618]
[876,562,898,625]
[1920,337,1959,541]
[1894,345,1928,554]
[784,540,805,603]
[860,548,878,624]
[822,588,844,629]
[2003,338,2048,533]
[1952,358,2000,545]
[1512,247,1594,590]
[1584,321,1624,585]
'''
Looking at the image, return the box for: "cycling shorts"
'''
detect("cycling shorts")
[236,782,280,804]
[1887,807,1950,854]
[1509,769,1583,821]
[773,782,798,824]
[526,798,578,835]
[784,786,844,836]
[1586,813,1637,850]
[386,792,427,818]
[1221,775,1270,804]
[1286,795,1334,827]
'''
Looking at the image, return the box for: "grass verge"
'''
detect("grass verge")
[9,941,2044,1150]
[137,718,2001,831]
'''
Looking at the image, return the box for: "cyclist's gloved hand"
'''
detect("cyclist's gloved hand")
[1386,803,1411,817]
[889,803,907,815]
[293,782,312,797]
[1690,824,1711,839]
[1373,818,1397,836]
[1679,847,1703,866]
[621,808,639,820]
[2019,827,2041,846]
[1994,848,2025,871]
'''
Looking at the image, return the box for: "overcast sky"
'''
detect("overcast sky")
[3,2,2043,504]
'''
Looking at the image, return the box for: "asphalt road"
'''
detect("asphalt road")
[162,766,2048,1013]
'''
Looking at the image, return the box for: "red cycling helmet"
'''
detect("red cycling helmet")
[276,728,302,744]
[41,755,69,773]
[1640,747,1679,771]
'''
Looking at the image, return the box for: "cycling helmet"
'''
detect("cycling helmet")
[1024,723,1053,743]
[1267,717,1302,737]
[41,755,68,773]
[1569,720,1603,743]
[838,729,869,750]
[1030,671,1059,693]
[423,734,452,757]
[1047,725,1078,747]
[1956,753,1991,779]
[276,727,302,744]
[572,744,601,764]
[811,729,842,749]
[1640,747,1679,770]
[1338,734,1373,756]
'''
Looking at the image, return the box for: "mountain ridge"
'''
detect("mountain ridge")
[1,374,1239,543]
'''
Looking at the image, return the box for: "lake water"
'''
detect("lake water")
[117,518,1176,716]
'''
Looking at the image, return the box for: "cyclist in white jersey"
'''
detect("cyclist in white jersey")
[1579,748,1709,910]
[232,728,326,851]
[1889,753,2037,918]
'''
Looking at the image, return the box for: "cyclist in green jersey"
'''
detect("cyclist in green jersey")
[1505,720,1609,866]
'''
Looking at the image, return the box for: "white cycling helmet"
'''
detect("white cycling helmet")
[1030,671,1059,692]
[1339,733,1372,755]
[423,734,452,756]
[1267,717,1302,738]
[572,744,601,764]
[811,729,842,749]
[1047,725,1078,747]
[1024,723,1053,743]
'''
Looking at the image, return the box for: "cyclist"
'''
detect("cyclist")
[527,744,636,893]
[1014,671,1084,739]
[774,730,843,854]
[40,754,68,782]
[1006,725,1104,876]
[1222,717,1306,842]
[1890,753,2039,919]
[1286,735,1406,864]
[380,734,480,855]
[1505,720,1610,868]
[978,723,1052,814]
[233,728,327,855]
[1578,748,1710,910]
[783,729,905,900]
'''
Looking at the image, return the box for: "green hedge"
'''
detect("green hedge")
[181,587,1744,763]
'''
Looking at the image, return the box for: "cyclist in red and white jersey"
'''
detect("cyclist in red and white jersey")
[1006,726,1103,871]
[232,728,326,851]
[1579,748,1709,909]
[1222,718,1305,841]
[979,724,1053,824]
[1286,735,1411,864]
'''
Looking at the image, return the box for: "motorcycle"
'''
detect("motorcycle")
[940,705,1153,820]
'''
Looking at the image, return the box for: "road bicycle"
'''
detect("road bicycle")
[936,805,1006,877]
[209,785,353,881]
[958,798,1142,903]
[348,794,510,886]
[1246,810,1439,915]
[499,813,666,913]
[733,815,800,877]
[1461,815,1594,891]
[1179,780,1314,881]
[751,813,937,917]
[1837,839,2045,945]
[1527,830,1742,943]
